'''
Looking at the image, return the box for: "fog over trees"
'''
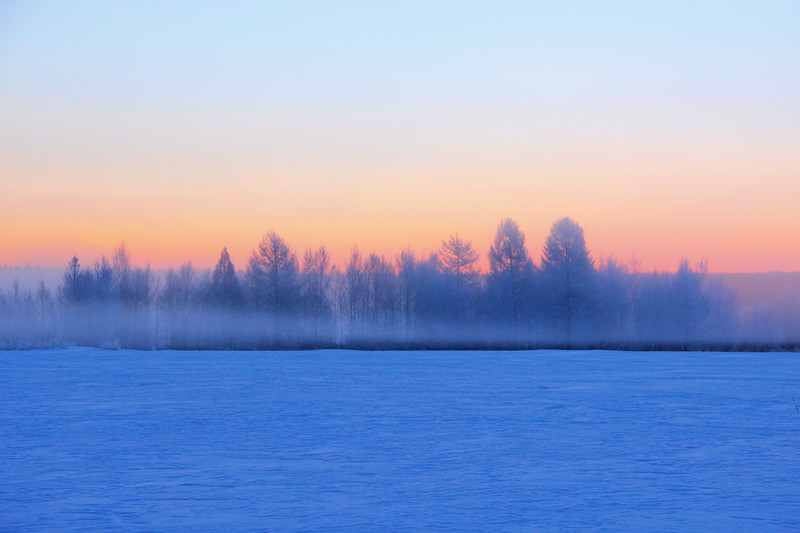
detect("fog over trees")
[0,218,796,350]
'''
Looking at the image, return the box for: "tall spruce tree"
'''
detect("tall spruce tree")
[487,218,535,334]
[210,247,243,308]
[540,217,596,344]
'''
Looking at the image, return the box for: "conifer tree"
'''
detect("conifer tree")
[210,247,243,308]
[540,217,596,344]
[487,218,535,334]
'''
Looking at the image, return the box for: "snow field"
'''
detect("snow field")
[1,349,799,531]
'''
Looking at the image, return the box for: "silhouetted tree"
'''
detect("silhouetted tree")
[94,256,113,302]
[0,217,772,350]
[247,232,300,315]
[596,257,630,343]
[486,218,535,335]
[342,247,367,339]
[440,234,479,322]
[35,279,52,318]
[112,243,132,303]
[540,217,596,344]
[670,258,709,346]
[59,256,93,304]
[209,247,243,308]
[301,246,333,342]
[364,253,397,336]
[705,275,738,343]
[396,249,417,341]
[162,262,196,314]
[414,253,448,341]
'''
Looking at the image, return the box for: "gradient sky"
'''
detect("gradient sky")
[2,1,799,273]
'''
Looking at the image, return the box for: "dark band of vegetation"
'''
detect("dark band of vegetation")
[1,218,795,350]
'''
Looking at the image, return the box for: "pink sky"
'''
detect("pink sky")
[2,3,798,273]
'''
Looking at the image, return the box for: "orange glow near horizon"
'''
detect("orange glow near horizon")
[3,162,799,274]
[3,221,798,275]
[3,143,800,274]
[2,3,798,276]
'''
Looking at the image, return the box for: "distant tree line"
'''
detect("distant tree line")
[0,218,794,350]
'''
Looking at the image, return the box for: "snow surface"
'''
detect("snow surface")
[1,349,799,531]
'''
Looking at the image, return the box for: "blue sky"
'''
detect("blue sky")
[2,1,798,271]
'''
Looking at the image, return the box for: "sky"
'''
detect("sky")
[2,1,799,273]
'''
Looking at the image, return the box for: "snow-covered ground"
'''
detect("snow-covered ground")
[1,349,799,531]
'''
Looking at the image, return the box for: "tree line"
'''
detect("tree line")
[0,217,791,350]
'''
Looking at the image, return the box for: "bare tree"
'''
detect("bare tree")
[440,234,479,322]
[301,246,333,342]
[247,232,300,315]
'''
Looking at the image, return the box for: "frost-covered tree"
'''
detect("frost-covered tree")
[209,247,243,308]
[128,268,154,309]
[112,245,153,310]
[670,258,709,345]
[35,279,52,318]
[596,257,631,342]
[59,257,93,304]
[704,275,738,342]
[395,251,447,342]
[162,262,196,313]
[633,270,671,344]
[112,243,132,302]
[416,253,448,340]
[247,232,300,315]
[301,246,333,341]
[364,253,397,336]
[109,243,152,308]
[440,234,479,322]
[1,217,766,350]
[60,255,116,306]
[93,256,113,302]
[396,249,417,340]
[540,217,596,344]
[441,234,479,281]
[486,218,535,334]
[342,247,367,338]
